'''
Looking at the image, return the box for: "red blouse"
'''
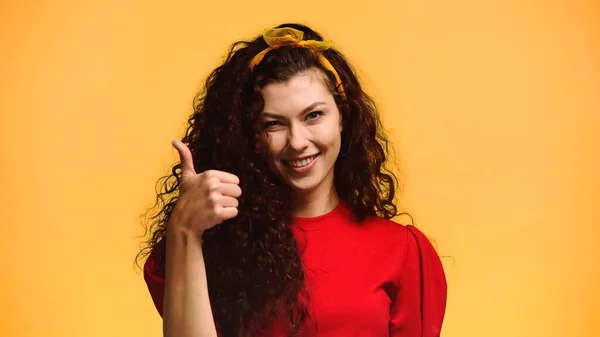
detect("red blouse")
[144,202,447,336]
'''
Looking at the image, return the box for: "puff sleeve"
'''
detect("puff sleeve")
[389,225,448,337]
[143,248,166,317]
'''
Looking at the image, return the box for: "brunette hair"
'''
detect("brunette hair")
[136,22,400,336]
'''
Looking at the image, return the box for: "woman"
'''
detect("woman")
[137,23,447,337]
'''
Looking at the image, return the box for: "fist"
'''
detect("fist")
[169,140,242,233]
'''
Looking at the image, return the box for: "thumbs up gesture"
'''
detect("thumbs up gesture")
[169,140,242,233]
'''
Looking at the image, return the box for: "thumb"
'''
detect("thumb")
[171,140,196,177]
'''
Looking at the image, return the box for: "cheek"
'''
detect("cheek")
[266,133,286,159]
[315,126,342,149]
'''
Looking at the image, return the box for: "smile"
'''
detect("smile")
[287,154,319,168]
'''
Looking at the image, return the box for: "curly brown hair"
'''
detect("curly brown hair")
[135,23,401,336]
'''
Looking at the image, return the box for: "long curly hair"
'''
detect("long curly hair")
[135,23,401,336]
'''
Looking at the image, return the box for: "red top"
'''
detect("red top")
[144,202,447,336]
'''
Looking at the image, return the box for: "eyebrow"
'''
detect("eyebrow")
[262,101,327,119]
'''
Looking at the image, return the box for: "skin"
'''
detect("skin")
[261,69,343,218]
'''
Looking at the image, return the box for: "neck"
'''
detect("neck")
[292,182,339,218]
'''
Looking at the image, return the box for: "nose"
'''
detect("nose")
[287,123,310,151]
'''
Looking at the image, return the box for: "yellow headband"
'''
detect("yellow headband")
[249,27,346,99]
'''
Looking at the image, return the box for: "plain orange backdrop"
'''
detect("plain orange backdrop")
[1,1,599,336]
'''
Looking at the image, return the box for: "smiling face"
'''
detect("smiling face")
[260,69,343,196]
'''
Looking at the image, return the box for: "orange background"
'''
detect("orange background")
[1,1,599,336]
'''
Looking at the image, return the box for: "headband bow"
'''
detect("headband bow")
[249,27,346,98]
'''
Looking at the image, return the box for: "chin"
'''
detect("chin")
[284,176,322,192]
[289,181,320,193]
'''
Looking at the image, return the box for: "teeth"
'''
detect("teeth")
[289,156,315,168]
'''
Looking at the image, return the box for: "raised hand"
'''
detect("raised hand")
[170,140,242,233]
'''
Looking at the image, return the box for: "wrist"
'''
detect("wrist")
[167,213,205,238]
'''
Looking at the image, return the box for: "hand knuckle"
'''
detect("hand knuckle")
[208,191,219,202]
[202,176,216,189]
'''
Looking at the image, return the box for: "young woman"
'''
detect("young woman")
[137,23,447,337]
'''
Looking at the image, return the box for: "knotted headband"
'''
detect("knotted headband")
[248,27,346,99]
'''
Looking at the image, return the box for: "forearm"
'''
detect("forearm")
[163,221,217,337]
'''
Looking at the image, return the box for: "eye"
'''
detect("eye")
[306,111,324,121]
[263,120,281,129]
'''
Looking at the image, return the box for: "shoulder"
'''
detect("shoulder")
[363,213,436,242]
[360,215,444,272]
[359,214,422,246]
[350,215,422,264]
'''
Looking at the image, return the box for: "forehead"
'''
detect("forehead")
[261,70,335,113]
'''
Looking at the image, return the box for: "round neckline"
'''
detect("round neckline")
[292,200,349,228]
